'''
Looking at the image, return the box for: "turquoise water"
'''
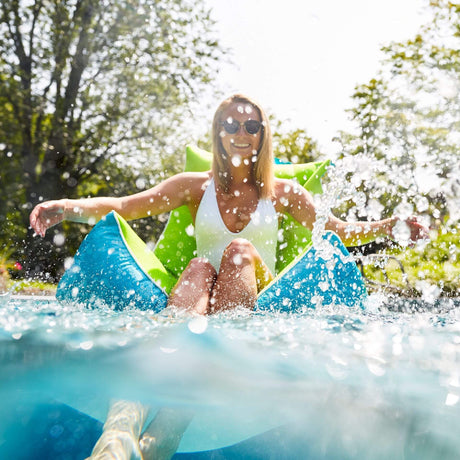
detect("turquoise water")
[1,294,460,458]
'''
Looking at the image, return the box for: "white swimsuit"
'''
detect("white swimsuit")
[195,179,278,273]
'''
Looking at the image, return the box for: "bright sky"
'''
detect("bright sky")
[204,0,427,157]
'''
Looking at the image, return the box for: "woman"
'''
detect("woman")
[30,94,428,315]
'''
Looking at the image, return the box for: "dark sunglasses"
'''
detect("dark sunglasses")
[220,119,263,135]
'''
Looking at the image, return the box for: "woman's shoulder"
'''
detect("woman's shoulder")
[168,171,212,203]
[273,177,303,196]
[169,171,211,186]
[272,177,312,212]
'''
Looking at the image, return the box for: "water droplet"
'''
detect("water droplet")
[80,340,93,350]
[319,281,329,291]
[233,254,242,265]
[160,347,177,354]
[53,233,65,246]
[416,280,440,303]
[394,201,414,220]
[367,361,386,376]
[392,220,411,246]
[188,316,208,334]
[136,178,146,189]
[416,196,429,212]
[231,156,242,167]
[445,393,459,406]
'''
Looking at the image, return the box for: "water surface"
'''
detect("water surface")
[0,295,459,458]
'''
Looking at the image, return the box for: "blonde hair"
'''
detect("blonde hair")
[211,94,274,199]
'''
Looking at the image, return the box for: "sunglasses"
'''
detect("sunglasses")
[220,119,263,135]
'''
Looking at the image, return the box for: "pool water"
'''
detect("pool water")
[1,294,459,459]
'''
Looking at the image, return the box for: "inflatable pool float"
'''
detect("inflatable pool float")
[56,145,367,311]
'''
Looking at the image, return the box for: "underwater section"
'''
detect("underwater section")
[1,295,459,459]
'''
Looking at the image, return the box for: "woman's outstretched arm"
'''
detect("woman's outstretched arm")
[30,172,204,237]
[276,179,429,246]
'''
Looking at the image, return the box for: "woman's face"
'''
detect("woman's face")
[219,102,263,162]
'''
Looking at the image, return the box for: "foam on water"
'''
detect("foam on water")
[1,295,460,457]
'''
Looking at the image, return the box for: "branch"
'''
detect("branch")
[62,0,95,119]
[75,142,119,180]
[51,0,84,112]
[9,2,31,86]
[28,0,43,63]
[74,127,146,180]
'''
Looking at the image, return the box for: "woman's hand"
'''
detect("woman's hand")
[390,216,430,245]
[29,200,67,237]
[406,216,430,242]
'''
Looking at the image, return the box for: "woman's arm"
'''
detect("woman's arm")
[277,179,428,246]
[30,172,204,237]
[323,215,428,246]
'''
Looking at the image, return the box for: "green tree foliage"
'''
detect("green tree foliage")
[0,0,223,277]
[336,0,459,227]
[272,119,323,164]
[361,227,460,297]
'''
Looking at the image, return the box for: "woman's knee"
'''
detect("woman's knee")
[185,257,217,280]
[168,257,216,312]
[222,239,258,267]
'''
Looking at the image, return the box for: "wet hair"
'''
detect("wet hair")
[211,94,274,199]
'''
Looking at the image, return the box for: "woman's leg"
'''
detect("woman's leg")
[86,400,148,460]
[139,408,194,460]
[209,238,270,314]
[87,402,193,460]
[167,257,217,315]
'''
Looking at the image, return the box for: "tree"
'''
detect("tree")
[0,0,223,278]
[336,0,459,228]
[272,119,323,164]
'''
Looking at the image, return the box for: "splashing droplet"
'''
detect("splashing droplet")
[188,316,208,334]
[232,156,242,167]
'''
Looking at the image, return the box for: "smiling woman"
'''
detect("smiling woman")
[212,94,274,201]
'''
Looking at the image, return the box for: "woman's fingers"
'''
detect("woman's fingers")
[406,217,429,241]
[29,201,65,237]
